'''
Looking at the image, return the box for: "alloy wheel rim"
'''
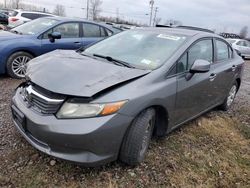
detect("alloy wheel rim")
[227,85,237,107]
[11,56,31,77]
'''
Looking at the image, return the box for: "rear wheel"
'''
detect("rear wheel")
[220,82,238,111]
[119,108,156,166]
[6,51,33,79]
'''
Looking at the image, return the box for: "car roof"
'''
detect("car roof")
[13,9,53,15]
[134,27,219,38]
[44,17,122,32]
[227,38,248,42]
[49,16,101,23]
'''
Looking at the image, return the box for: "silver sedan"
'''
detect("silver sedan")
[227,39,250,59]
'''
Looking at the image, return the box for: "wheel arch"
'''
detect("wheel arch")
[152,105,169,137]
[9,49,36,58]
[5,49,36,71]
[236,78,241,92]
[125,105,170,138]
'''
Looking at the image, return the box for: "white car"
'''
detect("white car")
[8,10,54,28]
[227,38,250,59]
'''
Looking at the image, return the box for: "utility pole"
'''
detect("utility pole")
[116,8,119,23]
[153,7,158,27]
[86,0,90,19]
[4,0,7,8]
[149,0,154,26]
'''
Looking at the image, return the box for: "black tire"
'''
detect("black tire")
[219,82,238,111]
[6,51,34,79]
[119,108,156,166]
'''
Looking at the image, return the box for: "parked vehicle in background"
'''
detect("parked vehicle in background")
[227,39,250,59]
[11,27,244,166]
[0,8,13,16]
[0,17,122,78]
[8,9,55,28]
[0,12,8,25]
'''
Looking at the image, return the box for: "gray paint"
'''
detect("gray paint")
[12,28,245,166]
[26,50,150,97]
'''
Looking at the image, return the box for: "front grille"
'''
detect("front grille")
[21,84,65,114]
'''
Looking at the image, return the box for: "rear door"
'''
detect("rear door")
[212,39,238,102]
[82,22,109,47]
[174,39,216,125]
[40,22,82,54]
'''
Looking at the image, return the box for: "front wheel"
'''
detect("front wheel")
[6,51,33,79]
[220,82,238,111]
[119,108,156,166]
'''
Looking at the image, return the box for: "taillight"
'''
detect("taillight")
[10,18,19,22]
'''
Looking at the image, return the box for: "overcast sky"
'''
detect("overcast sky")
[2,0,250,35]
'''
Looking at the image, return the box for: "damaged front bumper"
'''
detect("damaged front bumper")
[11,88,133,166]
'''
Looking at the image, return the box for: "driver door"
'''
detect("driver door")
[174,39,217,125]
[40,22,83,54]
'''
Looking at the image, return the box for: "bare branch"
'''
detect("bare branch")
[53,4,66,17]
[90,0,102,20]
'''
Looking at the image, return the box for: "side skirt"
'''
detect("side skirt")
[168,102,222,134]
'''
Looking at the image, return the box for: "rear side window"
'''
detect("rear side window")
[188,39,213,69]
[83,23,107,37]
[216,40,229,61]
[246,41,250,47]
[236,41,245,46]
[21,13,40,20]
[9,11,18,17]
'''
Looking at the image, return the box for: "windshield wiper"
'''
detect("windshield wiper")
[93,54,135,69]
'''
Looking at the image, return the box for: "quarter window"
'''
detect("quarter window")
[216,40,229,61]
[177,53,188,73]
[188,39,213,69]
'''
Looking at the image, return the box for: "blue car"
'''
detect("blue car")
[0,17,122,78]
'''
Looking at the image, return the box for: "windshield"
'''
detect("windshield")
[10,18,58,35]
[84,30,188,70]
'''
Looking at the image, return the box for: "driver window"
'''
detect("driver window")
[188,39,213,69]
[43,23,80,39]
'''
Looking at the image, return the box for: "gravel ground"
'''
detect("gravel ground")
[0,61,249,187]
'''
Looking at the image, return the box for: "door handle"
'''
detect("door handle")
[74,42,81,45]
[232,65,237,72]
[209,73,217,82]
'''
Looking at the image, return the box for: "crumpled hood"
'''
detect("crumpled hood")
[0,31,24,41]
[26,50,150,97]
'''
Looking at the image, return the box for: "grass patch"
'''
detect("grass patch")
[1,112,249,187]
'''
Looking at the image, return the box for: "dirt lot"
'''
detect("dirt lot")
[0,61,249,188]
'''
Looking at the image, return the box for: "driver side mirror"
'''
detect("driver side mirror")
[48,32,62,43]
[190,59,211,74]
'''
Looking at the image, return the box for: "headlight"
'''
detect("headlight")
[56,100,127,119]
